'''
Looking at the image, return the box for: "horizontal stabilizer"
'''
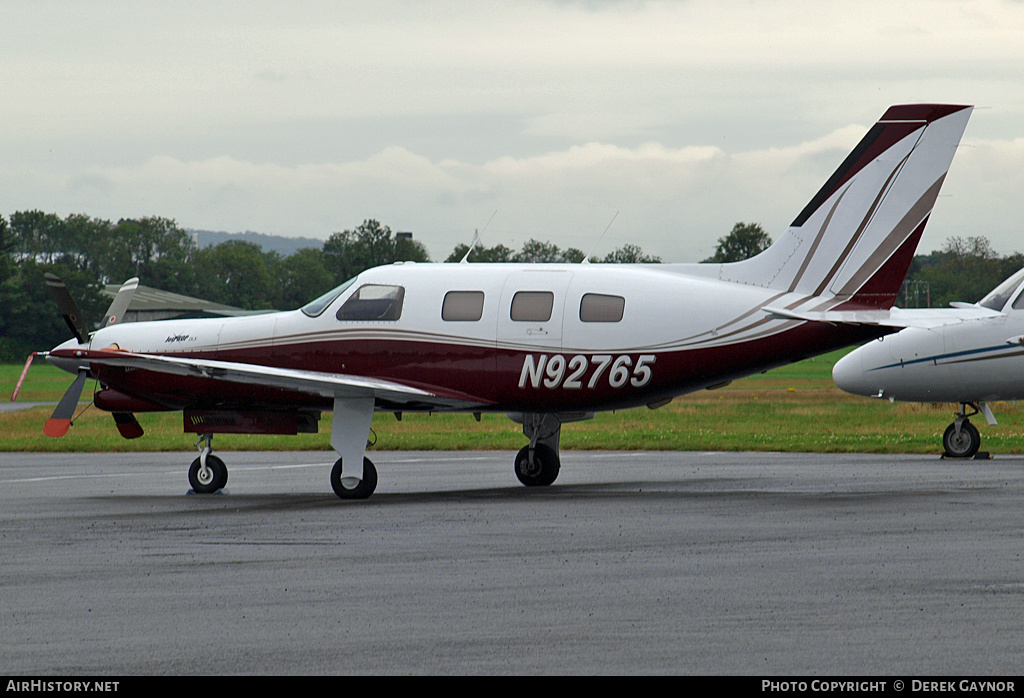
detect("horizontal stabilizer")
[764,305,1000,329]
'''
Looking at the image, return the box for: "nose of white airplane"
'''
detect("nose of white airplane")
[832,348,871,396]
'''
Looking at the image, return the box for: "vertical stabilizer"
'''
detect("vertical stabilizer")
[719,104,972,308]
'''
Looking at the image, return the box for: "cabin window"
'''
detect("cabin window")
[336,284,405,321]
[510,291,553,322]
[442,291,485,321]
[579,293,625,322]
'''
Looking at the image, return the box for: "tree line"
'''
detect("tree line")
[2,211,1020,362]
[903,236,1024,309]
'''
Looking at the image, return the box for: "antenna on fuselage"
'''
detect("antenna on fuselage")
[582,210,619,264]
[459,230,479,264]
[459,210,497,263]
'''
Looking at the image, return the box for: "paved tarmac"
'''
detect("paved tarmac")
[2,449,1023,676]
[0,400,54,413]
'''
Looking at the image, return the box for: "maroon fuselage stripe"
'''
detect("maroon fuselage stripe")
[90,321,887,414]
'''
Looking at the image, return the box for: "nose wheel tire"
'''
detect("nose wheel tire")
[331,457,378,499]
[188,455,228,493]
[943,420,981,459]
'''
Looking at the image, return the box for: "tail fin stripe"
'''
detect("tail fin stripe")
[791,122,923,228]
[834,175,945,304]
[811,154,909,297]
[787,185,850,293]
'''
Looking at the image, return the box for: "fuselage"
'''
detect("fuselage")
[57,262,886,415]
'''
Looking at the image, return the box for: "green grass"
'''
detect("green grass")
[4,351,1023,454]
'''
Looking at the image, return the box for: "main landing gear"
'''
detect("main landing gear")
[330,457,378,499]
[515,443,560,486]
[513,413,563,487]
[942,402,995,459]
[329,396,377,499]
[188,434,228,493]
[510,412,593,488]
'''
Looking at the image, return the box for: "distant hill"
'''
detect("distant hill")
[188,230,325,256]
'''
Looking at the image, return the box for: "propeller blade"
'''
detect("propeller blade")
[9,352,37,401]
[44,370,88,437]
[44,273,90,344]
[99,277,139,329]
[112,411,144,439]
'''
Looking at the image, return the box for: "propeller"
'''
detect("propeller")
[44,273,91,344]
[41,275,143,439]
[98,277,138,329]
[9,352,38,402]
[43,370,88,437]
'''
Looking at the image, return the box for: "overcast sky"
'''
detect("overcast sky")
[3,0,1023,263]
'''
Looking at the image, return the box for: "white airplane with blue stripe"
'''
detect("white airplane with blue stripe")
[833,267,1024,458]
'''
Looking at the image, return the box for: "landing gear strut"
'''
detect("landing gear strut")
[329,396,377,500]
[188,433,228,493]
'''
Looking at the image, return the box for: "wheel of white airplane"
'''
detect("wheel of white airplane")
[188,455,228,493]
[943,421,981,459]
[331,457,378,499]
[514,444,560,487]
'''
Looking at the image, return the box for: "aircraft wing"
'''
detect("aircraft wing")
[48,348,492,410]
[763,305,1002,329]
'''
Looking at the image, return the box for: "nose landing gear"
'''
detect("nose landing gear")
[942,402,994,459]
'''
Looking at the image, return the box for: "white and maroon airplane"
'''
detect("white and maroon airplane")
[38,104,973,499]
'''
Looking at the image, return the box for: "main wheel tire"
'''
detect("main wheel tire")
[188,455,228,493]
[331,457,378,499]
[514,443,560,487]
[943,420,981,458]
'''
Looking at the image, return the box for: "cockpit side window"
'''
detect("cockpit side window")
[981,267,1024,311]
[336,284,405,321]
[301,277,357,317]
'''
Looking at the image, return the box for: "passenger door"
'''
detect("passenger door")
[497,270,572,352]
